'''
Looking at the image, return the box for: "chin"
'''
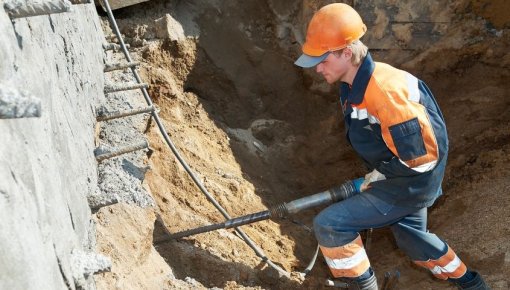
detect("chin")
[322,75,338,84]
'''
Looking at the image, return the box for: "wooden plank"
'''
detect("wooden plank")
[97,0,150,11]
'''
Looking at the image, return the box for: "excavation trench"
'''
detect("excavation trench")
[96,0,510,289]
[142,18,353,290]
[138,3,364,288]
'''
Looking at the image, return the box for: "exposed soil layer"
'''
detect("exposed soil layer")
[94,0,510,289]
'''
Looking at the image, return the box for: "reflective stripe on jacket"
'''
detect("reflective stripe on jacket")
[340,52,448,208]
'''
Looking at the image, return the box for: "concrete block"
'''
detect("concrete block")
[0,2,105,289]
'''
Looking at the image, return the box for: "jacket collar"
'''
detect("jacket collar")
[340,52,375,107]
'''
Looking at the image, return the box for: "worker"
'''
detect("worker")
[294,3,490,290]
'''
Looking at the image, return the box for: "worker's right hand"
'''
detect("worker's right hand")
[360,169,386,191]
[352,177,364,193]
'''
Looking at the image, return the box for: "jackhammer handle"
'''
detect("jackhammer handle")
[270,180,357,217]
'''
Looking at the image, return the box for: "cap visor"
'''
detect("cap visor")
[294,52,329,68]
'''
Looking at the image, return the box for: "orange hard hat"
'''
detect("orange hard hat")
[295,3,367,67]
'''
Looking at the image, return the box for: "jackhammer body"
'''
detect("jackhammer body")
[163,180,358,241]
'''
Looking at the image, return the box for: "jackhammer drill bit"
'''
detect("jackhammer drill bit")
[170,210,271,240]
[157,180,357,242]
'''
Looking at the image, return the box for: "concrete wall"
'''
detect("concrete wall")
[0,2,106,290]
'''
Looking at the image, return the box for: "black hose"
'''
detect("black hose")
[102,0,289,278]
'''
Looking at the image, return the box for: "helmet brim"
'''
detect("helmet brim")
[294,52,330,68]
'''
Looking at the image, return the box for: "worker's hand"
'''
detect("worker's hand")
[360,169,386,191]
[352,177,364,193]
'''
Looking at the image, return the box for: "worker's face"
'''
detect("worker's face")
[316,49,351,84]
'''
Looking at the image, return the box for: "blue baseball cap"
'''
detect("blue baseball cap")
[294,52,330,68]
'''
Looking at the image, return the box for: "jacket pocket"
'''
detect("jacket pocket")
[389,117,426,161]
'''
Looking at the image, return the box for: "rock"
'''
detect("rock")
[154,14,186,41]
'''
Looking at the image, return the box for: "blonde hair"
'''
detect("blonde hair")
[333,40,368,66]
[347,40,368,66]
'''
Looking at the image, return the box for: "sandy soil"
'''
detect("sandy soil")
[94,0,510,289]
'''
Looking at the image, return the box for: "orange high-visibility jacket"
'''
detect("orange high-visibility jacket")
[340,53,448,208]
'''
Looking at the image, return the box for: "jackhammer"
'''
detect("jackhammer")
[158,180,359,242]
[157,179,402,289]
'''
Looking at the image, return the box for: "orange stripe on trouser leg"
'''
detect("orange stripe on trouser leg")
[414,246,467,280]
[320,235,370,278]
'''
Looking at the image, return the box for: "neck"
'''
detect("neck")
[343,64,361,86]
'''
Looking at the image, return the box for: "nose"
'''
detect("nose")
[316,63,323,73]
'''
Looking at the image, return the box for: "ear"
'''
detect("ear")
[343,47,353,60]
